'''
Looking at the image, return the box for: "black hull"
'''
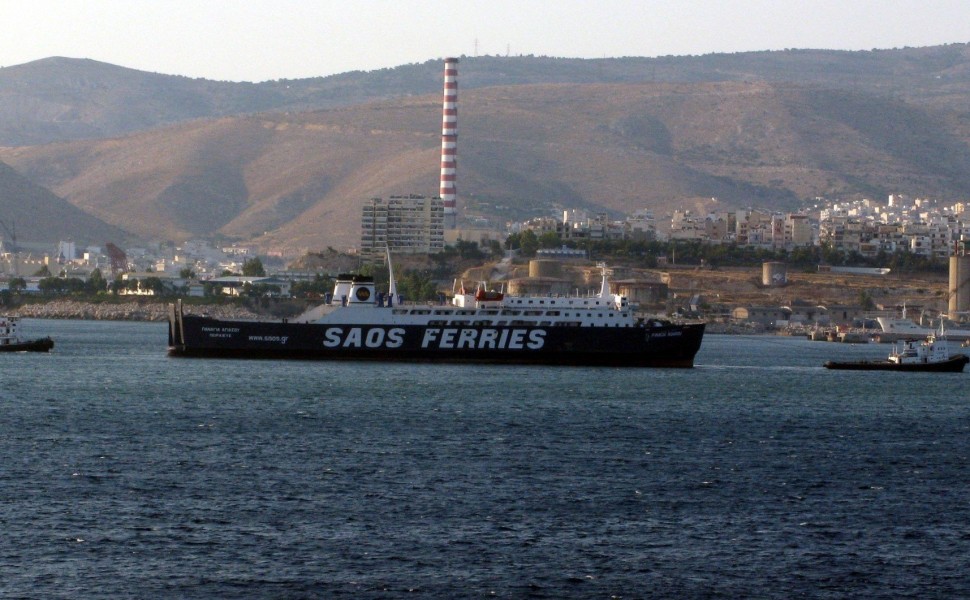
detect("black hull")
[824,354,969,372]
[168,305,705,368]
[0,337,54,353]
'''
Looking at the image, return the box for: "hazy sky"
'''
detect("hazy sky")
[3,0,969,82]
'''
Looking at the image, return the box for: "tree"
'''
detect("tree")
[291,274,333,298]
[519,230,539,257]
[454,239,485,260]
[34,265,51,277]
[8,277,26,294]
[37,276,84,295]
[397,269,438,301]
[242,257,265,277]
[203,282,221,297]
[537,231,562,249]
[141,276,167,296]
[179,267,196,279]
[110,275,125,295]
[505,232,521,251]
[37,277,62,296]
[87,268,107,294]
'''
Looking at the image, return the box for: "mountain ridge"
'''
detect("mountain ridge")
[4,45,970,146]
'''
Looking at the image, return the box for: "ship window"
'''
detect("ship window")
[434,309,449,315]
[411,309,431,315]
[501,310,521,316]
[429,320,447,325]
[524,310,543,316]
[450,320,469,325]
[392,309,409,315]
[547,311,560,316]
[511,320,534,326]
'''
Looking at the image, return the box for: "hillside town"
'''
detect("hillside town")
[2,192,968,332]
[510,193,969,257]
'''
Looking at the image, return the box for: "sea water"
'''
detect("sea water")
[1,320,969,598]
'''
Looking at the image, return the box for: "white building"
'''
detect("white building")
[360,195,445,260]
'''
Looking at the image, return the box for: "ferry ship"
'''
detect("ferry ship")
[168,264,705,367]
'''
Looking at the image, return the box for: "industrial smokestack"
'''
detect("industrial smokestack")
[440,57,458,228]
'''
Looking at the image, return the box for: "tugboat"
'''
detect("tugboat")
[169,262,706,368]
[824,328,968,372]
[0,316,54,353]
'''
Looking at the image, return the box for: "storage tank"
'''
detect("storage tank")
[529,259,562,279]
[949,254,970,314]
[507,277,572,296]
[762,262,787,287]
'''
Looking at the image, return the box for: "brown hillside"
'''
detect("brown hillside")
[0,161,129,245]
[3,82,970,251]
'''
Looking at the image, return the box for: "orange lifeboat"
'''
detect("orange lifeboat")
[474,284,504,302]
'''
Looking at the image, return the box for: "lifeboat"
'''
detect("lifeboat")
[474,284,504,302]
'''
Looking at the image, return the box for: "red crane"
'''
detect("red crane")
[105,242,128,275]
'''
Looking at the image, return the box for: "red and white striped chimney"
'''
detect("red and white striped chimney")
[440,57,458,227]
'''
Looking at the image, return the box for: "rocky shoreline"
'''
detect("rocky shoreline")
[12,300,261,322]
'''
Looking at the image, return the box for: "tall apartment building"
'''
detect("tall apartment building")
[360,195,445,261]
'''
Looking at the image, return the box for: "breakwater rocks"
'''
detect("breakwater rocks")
[14,301,260,322]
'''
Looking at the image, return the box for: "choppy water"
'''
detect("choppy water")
[1,320,969,598]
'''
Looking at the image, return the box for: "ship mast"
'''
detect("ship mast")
[597,262,611,298]
[385,245,397,303]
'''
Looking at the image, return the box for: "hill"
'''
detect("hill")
[0,161,130,246]
[3,80,970,251]
[3,45,970,146]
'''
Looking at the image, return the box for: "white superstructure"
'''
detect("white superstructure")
[295,264,654,329]
[889,331,953,365]
[876,317,970,340]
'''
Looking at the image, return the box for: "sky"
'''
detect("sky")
[2,0,970,82]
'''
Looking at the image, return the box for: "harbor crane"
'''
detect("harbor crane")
[105,242,128,275]
[0,220,17,276]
